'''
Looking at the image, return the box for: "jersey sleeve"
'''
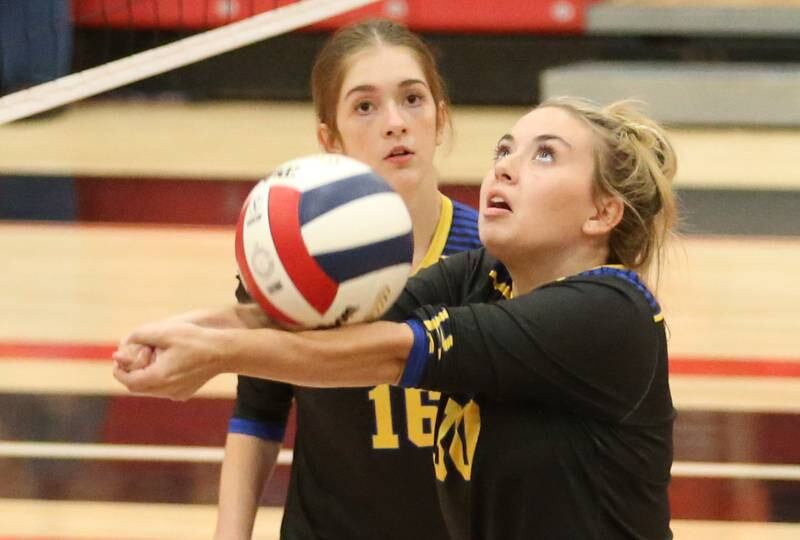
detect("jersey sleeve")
[230,375,294,442]
[400,279,662,422]
[230,275,293,442]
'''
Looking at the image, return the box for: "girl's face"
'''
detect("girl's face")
[479,106,608,264]
[320,45,443,201]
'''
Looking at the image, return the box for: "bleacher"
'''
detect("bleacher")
[538,0,800,237]
[544,1,800,127]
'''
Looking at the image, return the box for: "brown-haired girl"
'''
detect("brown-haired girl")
[218,19,479,540]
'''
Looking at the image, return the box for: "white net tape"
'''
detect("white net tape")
[0,0,379,125]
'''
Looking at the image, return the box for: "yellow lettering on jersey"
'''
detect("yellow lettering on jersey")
[369,386,442,449]
[368,384,399,449]
[434,398,481,481]
[448,401,480,480]
[423,309,454,357]
[433,400,460,481]
[422,309,449,331]
[489,269,512,299]
[405,389,441,447]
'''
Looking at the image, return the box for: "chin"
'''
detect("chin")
[383,170,422,197]
[479,230,511,262]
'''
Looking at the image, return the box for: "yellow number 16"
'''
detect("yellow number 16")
[368,385,441,449]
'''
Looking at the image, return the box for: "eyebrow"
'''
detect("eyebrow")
[536,134,572,148]
[343,79,429,100]
[496,133,514,145]
[496,133,572,149]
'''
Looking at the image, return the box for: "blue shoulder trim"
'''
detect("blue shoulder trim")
[445,200,481,255]
[579,266,661,317]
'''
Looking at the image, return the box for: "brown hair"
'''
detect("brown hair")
[311,19,450,143]
[538,97,679,276]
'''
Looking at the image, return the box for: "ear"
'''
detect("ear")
[317,123,342,153]
[435,101,448,146]
[582,193,624,237]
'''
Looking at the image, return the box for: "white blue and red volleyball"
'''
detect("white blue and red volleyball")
[235,154,413,328]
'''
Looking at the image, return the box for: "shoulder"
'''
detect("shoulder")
[451,198,479,219]
[444,198,482,254]
[556,267,662,324]
[450,199,480,230]
[517,269,666,416]
[509,268,664,350]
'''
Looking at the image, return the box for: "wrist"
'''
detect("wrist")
[206,326,236,375]
[215,327,267,375]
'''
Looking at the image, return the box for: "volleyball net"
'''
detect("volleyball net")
[0,0,380,125]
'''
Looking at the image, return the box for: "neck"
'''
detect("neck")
[505,243,610,297]
[404,183,443,271]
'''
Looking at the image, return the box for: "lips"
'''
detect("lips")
[385,145,413,159]
[486,191,512,212]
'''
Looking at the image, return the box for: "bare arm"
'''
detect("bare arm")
[214,433,281,540]
[113,320,413,399]
[164,303,271,330]
[224,321,412,388]
[113,250,482,399]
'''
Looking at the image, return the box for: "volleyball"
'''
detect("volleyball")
[235,154,414,328]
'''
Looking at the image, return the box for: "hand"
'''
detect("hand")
[112,321,225,401]
[113,342,155,372]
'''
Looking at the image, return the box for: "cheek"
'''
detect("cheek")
[412,107,439,140]
[543,179,596,229]
[478,172,494,212]
[338,124,375,160]
[521,175,588,225]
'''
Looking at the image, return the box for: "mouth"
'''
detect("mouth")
[486,194,512,213]
[384,146,414,160]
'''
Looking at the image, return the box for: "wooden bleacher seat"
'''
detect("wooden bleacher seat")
[2,100,800,191]
[588,0,800,36]
[541,61,800,127]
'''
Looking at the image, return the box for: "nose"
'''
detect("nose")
[382,102,407,138]
[493,154,516,184]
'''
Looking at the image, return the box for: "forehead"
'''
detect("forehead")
[340,45,427,93]
[510,106,594,148]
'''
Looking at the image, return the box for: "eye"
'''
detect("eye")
[493,143,511,161]
[405,93,424,106]
[355,100,374,114]
[534,144,555,163]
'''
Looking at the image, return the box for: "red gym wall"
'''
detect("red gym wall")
[73,0,602,34]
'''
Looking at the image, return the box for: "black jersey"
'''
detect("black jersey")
[231,196,482,540]
[388,248,675,540]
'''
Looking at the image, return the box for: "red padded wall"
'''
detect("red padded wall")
[74,0,600,34]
